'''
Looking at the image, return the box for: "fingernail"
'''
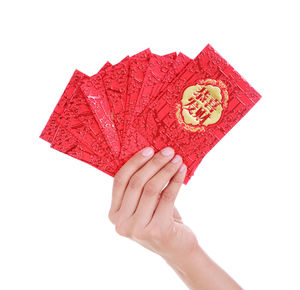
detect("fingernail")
[171,155,181,163]
[179,164,186,172]
[141,147,154,157]
[161,147,174,156]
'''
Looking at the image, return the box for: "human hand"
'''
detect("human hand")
[108,146,199,262]
[108,146,242,289]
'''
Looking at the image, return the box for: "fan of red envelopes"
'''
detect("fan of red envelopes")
[40,44,261,184]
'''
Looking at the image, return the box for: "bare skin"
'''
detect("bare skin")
[108,146,242,290]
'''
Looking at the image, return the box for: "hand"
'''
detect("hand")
[108,146,199,262]
[108,146,242,290]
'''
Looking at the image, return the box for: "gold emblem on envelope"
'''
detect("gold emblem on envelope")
[176,79,229,132]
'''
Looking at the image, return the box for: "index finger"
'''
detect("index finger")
[110,147,154,214]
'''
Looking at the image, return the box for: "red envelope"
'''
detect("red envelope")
[120,52,177,156]
[121,44,262,184]
[159,52,191,94]
[49,71,108,154]
[40,62,111,143]
[40,70,85,144]
[51,125,118,176]
[120,52,191,160]
[41,46,262,185]
[133,52,177,120]
[101,56,130,142]
[40,65,119,175]
[79,56,130,154]
[51,74,119,172]
[122,49,152,142]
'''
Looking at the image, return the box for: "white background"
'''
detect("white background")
[0,0,299,289]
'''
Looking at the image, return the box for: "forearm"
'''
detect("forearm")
[164,244,242,290]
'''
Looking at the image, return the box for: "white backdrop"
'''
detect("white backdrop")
[0,1,299,289]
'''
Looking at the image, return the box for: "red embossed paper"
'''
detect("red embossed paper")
[121,45,262,184]
[40,45,261,185]
[122,49,152,143]
[80,56,130,156]
[40,65,119,176]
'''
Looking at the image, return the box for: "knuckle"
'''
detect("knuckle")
[173,173,184,185]
[115,222,131,237]
[164,164,178,176]
[113,173,125,188]
[161,189,176,202]
[131,225,145,240]
[108,210,116,224]
[128,174,143,190]
[151,154,164,167]
[143,181,159,196]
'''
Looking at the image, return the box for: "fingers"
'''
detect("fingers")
[117,147,175,219]
[151,164,187,224]
[134,154,183,226]
[109,145,186,238]
[109,147,154,219]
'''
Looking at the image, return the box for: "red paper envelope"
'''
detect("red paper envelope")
[80,58,123,158]
[40,62,111,143]
[51,124,118,176]
[134,52,176,116]
[120,52,191,159]
[101,56,130,141]
[122,49,152,142]
[40,65,119,175]
[158,52,191,94]
[40,70,85,144]
[121,44,262,184]
[52,74,117,162]
[133,52,191,119]
[123,51,177,134]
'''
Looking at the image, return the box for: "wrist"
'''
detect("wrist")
[163,243,242,290]
[163,242,205,272]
